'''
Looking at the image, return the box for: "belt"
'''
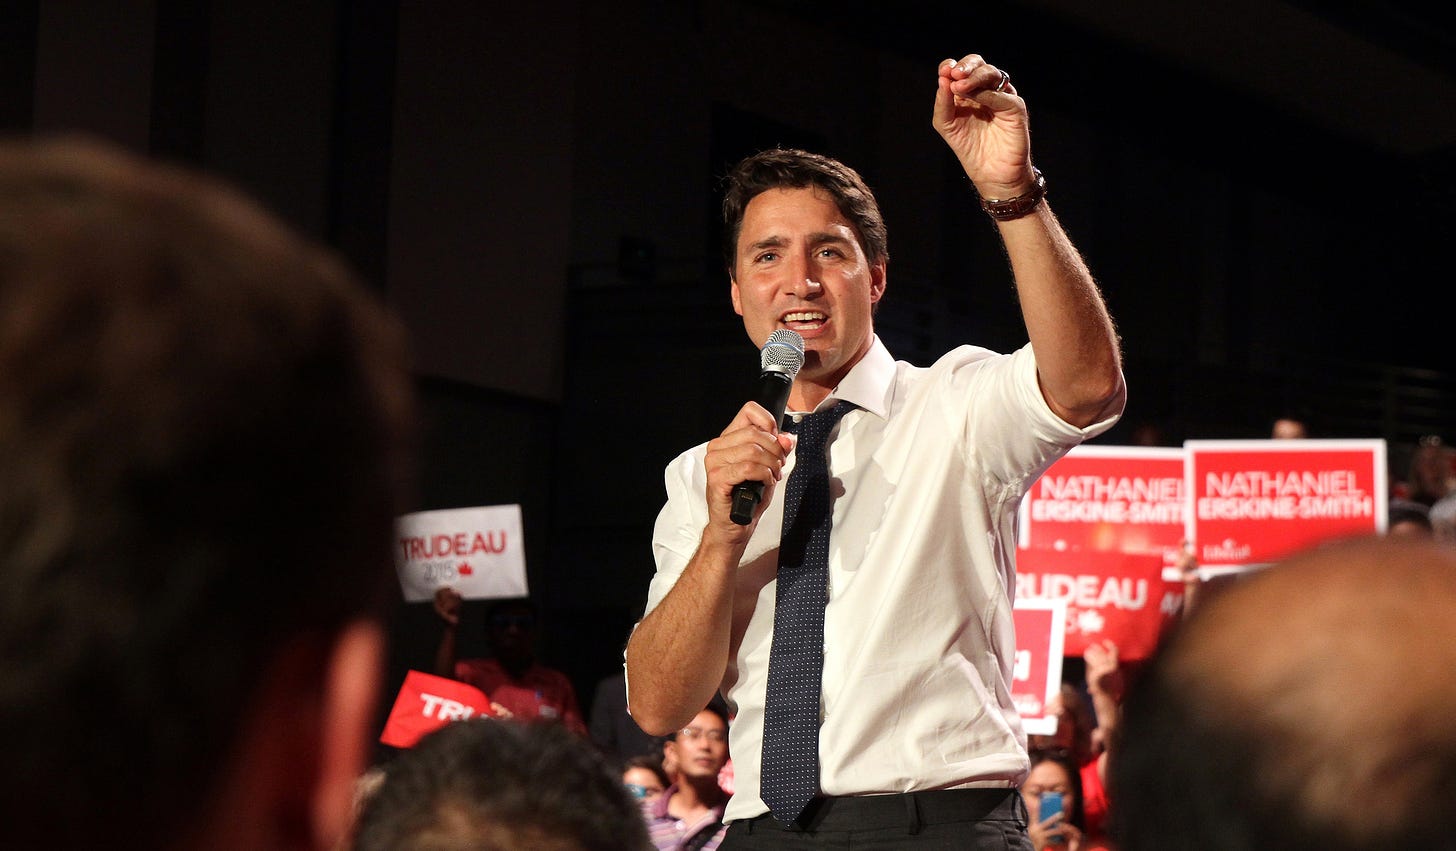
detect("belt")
[734,788,1025,833]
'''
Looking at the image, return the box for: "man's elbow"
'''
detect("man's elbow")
[626,692,683,738]
[1051,370,1126,429]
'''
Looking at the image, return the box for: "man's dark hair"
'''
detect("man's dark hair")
[620,752,670,788]
[353,719,652,851]
[721,147,888,277]
[700,699,729,728]
[0,138,414,847]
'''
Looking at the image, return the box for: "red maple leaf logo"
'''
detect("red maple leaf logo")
[457,563,474,576]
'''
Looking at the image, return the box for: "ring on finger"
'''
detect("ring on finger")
[994,69,1010,92]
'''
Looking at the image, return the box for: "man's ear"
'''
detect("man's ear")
[311,619,385,850]
[869,261,887,304]
[730,277,744,317]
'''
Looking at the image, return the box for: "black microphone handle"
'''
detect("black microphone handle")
[729,369,794,525]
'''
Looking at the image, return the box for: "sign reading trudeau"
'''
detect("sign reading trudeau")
[379,670,496,749]
[1019,445,1187,565]
[395,504,528,603]
[1015,547,1175,661]
[1185,439,1387,570]
[1012,599,1066,737]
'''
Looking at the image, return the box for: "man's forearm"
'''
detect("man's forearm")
[998,202,1123,427]
[625,536,740,735]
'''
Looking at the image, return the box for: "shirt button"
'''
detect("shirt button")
[791,413,804,423]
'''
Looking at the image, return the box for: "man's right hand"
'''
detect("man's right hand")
[703,401,795,542]
[433,586,463,626]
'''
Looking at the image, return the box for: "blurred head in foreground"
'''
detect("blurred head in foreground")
[0,137,415,850]
[1111,536,1456,851]
[352,718,651,851]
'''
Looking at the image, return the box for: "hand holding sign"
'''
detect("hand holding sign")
[434,587,463,625]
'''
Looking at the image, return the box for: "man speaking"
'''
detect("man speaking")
[626,51,1125,849]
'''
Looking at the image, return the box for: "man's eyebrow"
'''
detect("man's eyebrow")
[746,235,787,251]
[746,232,854,252]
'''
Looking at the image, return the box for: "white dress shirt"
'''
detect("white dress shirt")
[636,336,1124,823]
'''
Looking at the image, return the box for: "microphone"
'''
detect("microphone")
[729,329,805,526]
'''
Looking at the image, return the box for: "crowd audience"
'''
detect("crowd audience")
[398,428,1456,845]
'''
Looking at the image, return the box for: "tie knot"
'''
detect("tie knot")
[790,401,852,450]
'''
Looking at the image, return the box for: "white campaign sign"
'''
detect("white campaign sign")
[394,504,528,602]
[1011,598,1067,737]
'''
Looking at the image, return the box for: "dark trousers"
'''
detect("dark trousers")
[720,788,1033,850]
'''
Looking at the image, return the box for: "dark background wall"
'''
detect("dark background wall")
[7,0,1455,743]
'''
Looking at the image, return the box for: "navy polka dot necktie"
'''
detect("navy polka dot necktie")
[761,400,851,827]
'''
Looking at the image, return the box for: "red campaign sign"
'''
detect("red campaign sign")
[379,670,497,749]
[1015,547,1179,661]
[1185,440,1387,569]
[1019,446,1186,566]
[1011,600,1066,736]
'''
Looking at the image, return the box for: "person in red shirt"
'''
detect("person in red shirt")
[433,589,587,734]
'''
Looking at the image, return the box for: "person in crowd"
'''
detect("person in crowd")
[1270,416,1308,439]
[0,137,415,850]
[643,706,732,851]
[1021,749,1088,851]
[1110,535,1456,850]
[593,669,669,763]
[1388,498,1434,537]
[626,50,1124,847]
[1399,435,1454,507]
[623,753,671,804]
[350,717,651,851]
[434,590,587,734]
[1027,677,1114,848]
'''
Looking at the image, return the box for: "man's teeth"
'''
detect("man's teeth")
[784,312,826,323]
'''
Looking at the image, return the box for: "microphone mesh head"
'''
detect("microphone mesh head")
[760,329,805,378]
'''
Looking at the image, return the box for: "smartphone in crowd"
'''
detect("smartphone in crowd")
[1038,791,1065,844]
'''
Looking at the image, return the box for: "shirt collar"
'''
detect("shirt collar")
[791,334,894,420]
